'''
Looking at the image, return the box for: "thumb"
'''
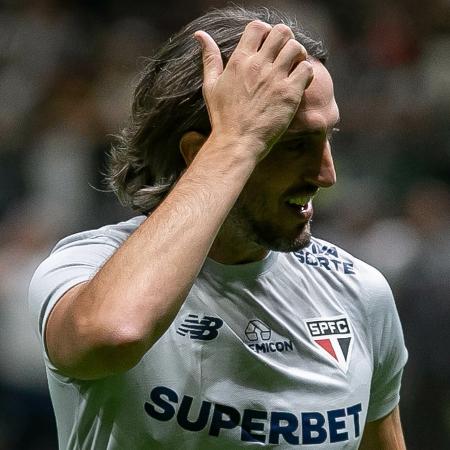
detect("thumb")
[194,30,223,86]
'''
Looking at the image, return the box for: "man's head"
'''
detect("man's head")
[209,59,339,258]
[107,5,328,213]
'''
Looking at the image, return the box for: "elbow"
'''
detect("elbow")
[58,319,152,379]
[98,325,149,372]
[90,313,171,374]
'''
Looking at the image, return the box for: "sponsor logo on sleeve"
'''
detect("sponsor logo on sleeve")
[304,315,353,372]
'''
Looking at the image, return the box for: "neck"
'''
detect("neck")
[208,220,269,265]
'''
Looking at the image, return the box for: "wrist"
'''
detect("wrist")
[206,131,269,163]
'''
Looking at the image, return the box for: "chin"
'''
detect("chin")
[226,202,313,254]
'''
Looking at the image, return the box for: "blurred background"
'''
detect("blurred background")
[0,0,448,448]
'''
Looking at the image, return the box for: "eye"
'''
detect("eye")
[282,137,310,152]
[285,141,308,151]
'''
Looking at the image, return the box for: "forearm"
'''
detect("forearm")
[48,135,259,377]
[88,136,258,338]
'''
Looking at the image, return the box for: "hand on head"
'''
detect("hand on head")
[194,21,314,162]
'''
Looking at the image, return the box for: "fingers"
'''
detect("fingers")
[289,60,314,91]
[255,23,313,88]
[273,39,307,75]
[258,24,295,62]
[235,20,272,54]
[194,30,223,87]
[195,21,314,101]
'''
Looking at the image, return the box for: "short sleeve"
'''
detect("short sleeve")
[363,268,408,422]
[28,234,120,370]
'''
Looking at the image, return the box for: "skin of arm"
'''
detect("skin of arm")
[45,21,314,380]
[360,406,407,450]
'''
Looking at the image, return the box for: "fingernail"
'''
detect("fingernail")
[194,34,203,49]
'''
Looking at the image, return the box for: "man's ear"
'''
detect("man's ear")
[179,131,208,166]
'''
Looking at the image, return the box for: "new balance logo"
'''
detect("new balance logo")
[177,314,223,341]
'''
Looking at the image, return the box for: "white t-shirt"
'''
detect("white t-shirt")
[29,216,408,449]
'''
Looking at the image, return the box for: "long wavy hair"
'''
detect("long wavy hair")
[106,5,328,213]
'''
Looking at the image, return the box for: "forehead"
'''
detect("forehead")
[286,60,339,134]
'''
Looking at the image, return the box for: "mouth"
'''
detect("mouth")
[286,194,314,209]
[284,194,315,221]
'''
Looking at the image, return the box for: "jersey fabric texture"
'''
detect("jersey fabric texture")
[29,216,408,449]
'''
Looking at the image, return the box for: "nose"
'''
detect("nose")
[304,141,336,188]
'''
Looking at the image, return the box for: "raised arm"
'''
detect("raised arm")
[44,21,314,380]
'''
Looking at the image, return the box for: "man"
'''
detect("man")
[29,6,408,449]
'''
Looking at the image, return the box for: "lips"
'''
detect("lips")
[286,194,313,208]
[285,199,314,222]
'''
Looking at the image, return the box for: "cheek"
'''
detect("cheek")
[239,182,283,219]
[242,159,297,212]
[258,152,301,186]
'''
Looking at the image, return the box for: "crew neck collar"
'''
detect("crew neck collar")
[202,251,279,281]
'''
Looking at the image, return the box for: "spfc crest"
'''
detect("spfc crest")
[304,315,353,372]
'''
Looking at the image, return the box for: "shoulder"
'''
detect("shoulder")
[51,215,146,255]
[28,215,146,340]
[32,214,147,287]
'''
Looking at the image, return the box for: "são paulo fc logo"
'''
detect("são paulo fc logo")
[304,315,353,372]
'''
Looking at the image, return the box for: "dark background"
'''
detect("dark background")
[0,0,449,448]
